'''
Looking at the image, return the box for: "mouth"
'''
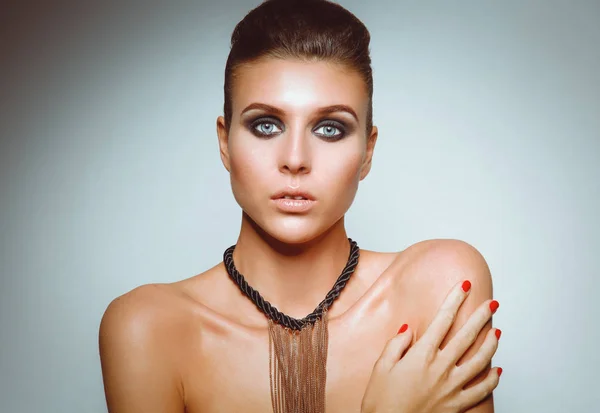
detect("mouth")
[271,190,316,213]
[271,191,315,201]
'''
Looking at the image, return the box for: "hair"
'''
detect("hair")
[223,0,373,135]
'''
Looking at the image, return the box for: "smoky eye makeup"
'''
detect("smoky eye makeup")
[243,114,355,140]
[246,116,284,137]
[314,119,353,141]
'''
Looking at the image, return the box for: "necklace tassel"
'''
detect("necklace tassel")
[268,311,329,413]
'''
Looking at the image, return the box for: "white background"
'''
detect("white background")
[1,1,598,412]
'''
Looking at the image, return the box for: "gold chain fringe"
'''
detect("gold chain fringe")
[268,310,329,413]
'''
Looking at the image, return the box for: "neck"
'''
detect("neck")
[230,212,352,320]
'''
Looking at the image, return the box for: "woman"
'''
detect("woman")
[99,0,501,412]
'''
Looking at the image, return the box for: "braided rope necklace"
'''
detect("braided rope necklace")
[223,238,360,412]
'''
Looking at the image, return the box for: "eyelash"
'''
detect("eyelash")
[248,117,348,141]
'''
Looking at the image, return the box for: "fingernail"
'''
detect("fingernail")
[489,300,500,313]
[495,328,502,340]
[398,324,408,334]
[462,280,471,292]
[497,367,503,377]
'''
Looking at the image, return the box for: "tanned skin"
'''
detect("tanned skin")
[99,58,496,413]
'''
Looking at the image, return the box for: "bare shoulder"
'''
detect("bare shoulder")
[99,283,190,412]
[400,238,493,294]
[100,283,189,340]
[400,239,494,352]
[99,279,212,354]
[384,239,493,333]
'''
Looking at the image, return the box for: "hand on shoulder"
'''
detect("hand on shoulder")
[409,239,493,319]
[412,239,496,410]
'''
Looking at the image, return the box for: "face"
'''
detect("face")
[217,57,378,244]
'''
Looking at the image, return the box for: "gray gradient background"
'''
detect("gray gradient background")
[1,1,599,412]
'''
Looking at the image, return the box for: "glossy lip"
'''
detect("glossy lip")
[271,189,316,213]
[270,189,316,201]
[272,198,316,213]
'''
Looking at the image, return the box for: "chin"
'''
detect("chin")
[267,221,322,245]
[255,215,331,246]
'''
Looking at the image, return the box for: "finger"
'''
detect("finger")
[441,299,500,365]
[455,366,501,411]
[453,327,501,386]
[418,279,472,351]
[374,324,413,371]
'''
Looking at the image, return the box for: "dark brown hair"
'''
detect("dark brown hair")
[223,0,373,135]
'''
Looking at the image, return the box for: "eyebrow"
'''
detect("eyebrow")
[240,102,359,122]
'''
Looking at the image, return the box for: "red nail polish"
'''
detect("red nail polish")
[462,280,471,292]
[497,367,503,377]
[489,300,499,313]
[398,324,408,334]
[495,329,502,340]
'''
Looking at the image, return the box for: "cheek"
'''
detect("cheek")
[230,135,265,175]
[228,141,273,200]
[317,150,364,197]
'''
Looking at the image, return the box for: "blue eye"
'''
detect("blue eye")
[256,122,281,135]
[248,117,347,140]
[314,122,345,140]
[251,120,283,137]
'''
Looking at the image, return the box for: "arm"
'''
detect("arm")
[417,240,496,412]
[99,285,186,413]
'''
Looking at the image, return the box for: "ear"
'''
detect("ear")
[216,116,231,172]
[360,125,378,180]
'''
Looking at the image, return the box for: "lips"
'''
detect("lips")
[271,189,316,213]
[271,190,315,201]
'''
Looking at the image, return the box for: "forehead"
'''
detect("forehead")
[231,57,369,118]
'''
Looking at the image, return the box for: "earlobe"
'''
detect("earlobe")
[216,116,231,172]
[360,125,378,180]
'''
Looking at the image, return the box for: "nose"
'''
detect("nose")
[278,126,312,176]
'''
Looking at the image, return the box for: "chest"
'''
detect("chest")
[181,316,403,413]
